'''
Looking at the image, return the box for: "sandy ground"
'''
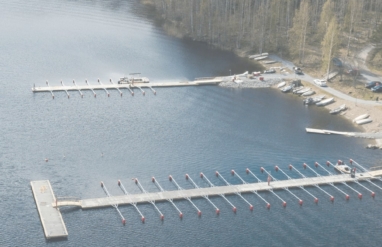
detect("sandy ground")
[276,80,382,147]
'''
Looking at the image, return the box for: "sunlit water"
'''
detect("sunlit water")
[0,1,381,246]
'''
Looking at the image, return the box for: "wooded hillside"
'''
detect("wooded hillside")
[143,0,382,71]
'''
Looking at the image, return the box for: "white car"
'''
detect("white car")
[314,79,327,87]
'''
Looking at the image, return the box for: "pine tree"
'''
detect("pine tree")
[288,0,310,64]
[316,0,334,42]
[321,17,339,78]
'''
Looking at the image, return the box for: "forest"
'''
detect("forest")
[142,0,382,72]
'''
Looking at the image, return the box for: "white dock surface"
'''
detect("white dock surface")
[75,172,375,209]
[32,79,222,92]
[31,180,68,239]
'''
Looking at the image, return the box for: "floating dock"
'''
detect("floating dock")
[30,180,68,239]
[32,78,223,98]
[31,159,382,239]
[65,169,380,209]
[306,128,355,136]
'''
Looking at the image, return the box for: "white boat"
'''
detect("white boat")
[296,87,311,94]
[277,81,286,88]
[118,73,149,84]
[329,104,346,114]
[353,114,370,123]
[249,52,268,59]
[234,79,243,84]
[236,71,248,77]
[281,85,292,93]
[292,86,304,93]
[254,56,268,61]
[312,95,326,103]
[302,90,315,96]
[316,97,334,106]
[355,118,372,125]
[334,164,351,174]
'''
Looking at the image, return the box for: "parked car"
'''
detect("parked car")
[264,69,276,74]
[365,81,380,89]
[314,79,327,87]
[293,67,303,75]
[371,85,382,92]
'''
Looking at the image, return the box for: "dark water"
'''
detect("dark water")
[1,1,381,246]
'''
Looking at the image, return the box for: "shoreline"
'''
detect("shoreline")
[218,67,382,148]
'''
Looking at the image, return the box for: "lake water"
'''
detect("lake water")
[1,1,381,246]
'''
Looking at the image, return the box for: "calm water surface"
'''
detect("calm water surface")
[0,1,381,246]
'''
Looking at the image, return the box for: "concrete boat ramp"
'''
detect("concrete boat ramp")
[31,159,382,239]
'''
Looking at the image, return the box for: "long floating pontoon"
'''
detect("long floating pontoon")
[32,78,222,98]
[31,159,382,239]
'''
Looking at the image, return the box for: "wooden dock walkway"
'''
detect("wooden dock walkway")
[30,180,68,239]
[56,171,379,209]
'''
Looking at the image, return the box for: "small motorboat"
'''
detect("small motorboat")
[355,118,372,125]
[302,90,315,96]
[237,71,248,77]
[277,81,286,88]
[329,104,346,114]
[316,97,334,106]
[281,85,292,93]
[292,86,304,93]
[296,87,311,95]
[234,79,243,84]
[353,114,369,123]
[334,164,351,174]
[311,95,326,103]
[303,97,314,105]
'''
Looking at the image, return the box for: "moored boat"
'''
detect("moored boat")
[329,104,346,114]
[296,87,311,95]
[316,97,334,106]
[303,97,314,105]
[301,90,315,96]
[353,114,370,123]
[281,85,292,93]
[292,86,304,93]
[334,164,351,174]
[118,73,149,84]
[277,81,286,88]
[355,118,372,125]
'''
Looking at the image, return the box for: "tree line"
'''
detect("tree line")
[143,0,382,72]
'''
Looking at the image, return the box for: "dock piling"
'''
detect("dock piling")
[118,180,145,223]
[97,79,110,97]
[60,81,70,98]
[276,166,318,203]
[101,181,126,225]
[201,173,237,212]
[72,80,83,98]
[216,171,253,211]
[110,79,123,96]
[46,80,55,99]
[169,175,202,216]
[187,174,220,214]
[134,178,164,220]
[234,170,271,209]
